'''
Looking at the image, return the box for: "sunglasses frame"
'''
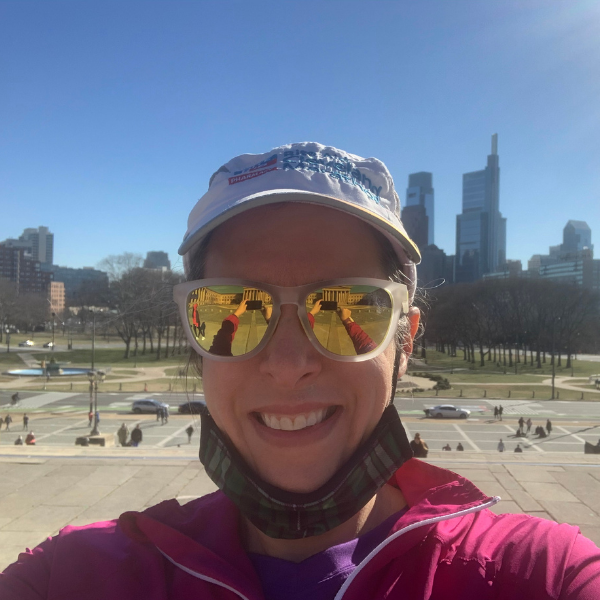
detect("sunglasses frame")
[173,277,409,363]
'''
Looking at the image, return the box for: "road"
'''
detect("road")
[0,391,599,453]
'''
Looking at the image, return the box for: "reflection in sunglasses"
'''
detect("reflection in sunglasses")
[187,285,393,358]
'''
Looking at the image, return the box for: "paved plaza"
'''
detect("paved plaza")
[1,452,600,572]
[0,390,599,573]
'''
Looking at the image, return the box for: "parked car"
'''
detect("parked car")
[43,342,54,348]
[131,398,170,414]
[424,404,470,419]
[18,340,35,347]
[178,399,207,415]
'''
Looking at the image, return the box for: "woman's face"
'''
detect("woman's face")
[200,204,409,493]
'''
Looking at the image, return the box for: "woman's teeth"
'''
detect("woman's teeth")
[259,408,334,431]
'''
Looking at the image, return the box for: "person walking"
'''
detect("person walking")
[497,438,505,452]
[117,423,129,447]
[546,419,553,436]
[130,424,143,447]
[526,418,532,434]
[163,406,169,424]
[23,413,29,431]
[0,416,3,429]
[518,416,525,435]
[4,414,12,431]
[95,410,100,427]
[409,433,429,458]
[498,405,504,421]
[186,424,194,444]
[156,407,162,423]
[493,406,499,420]
[88,410,93,427]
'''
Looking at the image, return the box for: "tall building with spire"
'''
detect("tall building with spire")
[455,134,506,282]
[405,172,434,246]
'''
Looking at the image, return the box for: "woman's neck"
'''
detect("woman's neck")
[242,484,407,563]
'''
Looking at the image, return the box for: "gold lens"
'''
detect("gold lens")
[305,285,393,356]
[187,286,273,357]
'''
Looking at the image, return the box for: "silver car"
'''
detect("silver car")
[424,404,470,419]
[131,398,169,414]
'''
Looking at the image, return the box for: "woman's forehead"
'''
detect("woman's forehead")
[203,203,387,282]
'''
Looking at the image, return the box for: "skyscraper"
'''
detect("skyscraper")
[455,134,506,282]
[561,220,593,255]
[405,172,434,245]
[0,226,54,268]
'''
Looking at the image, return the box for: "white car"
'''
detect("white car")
[424,404,470,419]
[18,340,35,347]
[132,398,170,414]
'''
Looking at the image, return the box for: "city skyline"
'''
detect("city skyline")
[1,2,598,270]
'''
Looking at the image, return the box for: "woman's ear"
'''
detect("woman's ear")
[402,306,421,356]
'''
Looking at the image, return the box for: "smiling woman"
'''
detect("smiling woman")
[1,142,599,599]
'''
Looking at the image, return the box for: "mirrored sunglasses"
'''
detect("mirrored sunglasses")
[173,278,409,362]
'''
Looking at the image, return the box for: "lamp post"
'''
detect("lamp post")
[551,319,557,400]
[88,369,105,436]
[91,309,95,371]
[51,312,55,352]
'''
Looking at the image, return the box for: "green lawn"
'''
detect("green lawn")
[412,350,600,379]
[0,348,189,368]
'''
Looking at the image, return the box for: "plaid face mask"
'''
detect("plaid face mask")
[199,404,413,539]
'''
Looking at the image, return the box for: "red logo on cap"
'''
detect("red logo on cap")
[228,165,277,185]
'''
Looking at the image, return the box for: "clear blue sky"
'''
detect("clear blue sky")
[2,1,599,273]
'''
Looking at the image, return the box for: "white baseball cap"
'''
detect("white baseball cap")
[179,142,420,295]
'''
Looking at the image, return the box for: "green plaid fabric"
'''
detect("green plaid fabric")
[199,404,413,539]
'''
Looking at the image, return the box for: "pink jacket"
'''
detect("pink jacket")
[1,459,599,599]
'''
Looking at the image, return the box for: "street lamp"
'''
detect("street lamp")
[88,369,105,436]
[51,312,55,352]
[91,309,96,371]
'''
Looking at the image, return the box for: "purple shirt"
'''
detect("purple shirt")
[248,507,409,600]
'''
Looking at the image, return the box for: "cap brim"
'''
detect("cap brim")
[179,189,421,266]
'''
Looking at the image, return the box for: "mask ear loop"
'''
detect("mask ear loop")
[389,346,402,407]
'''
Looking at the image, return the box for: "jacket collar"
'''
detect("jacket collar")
[118,459,493,594]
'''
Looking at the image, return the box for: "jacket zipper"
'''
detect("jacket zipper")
[156,496,500,600]
[157,548,253,600]
[333,496,501,600]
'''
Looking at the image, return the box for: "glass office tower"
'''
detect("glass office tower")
[456,134,506,282]
[406,172,434,246]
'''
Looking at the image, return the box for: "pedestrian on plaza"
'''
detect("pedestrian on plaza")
[526,418,532,434]
[409,432,429,458]
[546,419,553,436]
[0,416,3,429]
[88,410,93,426]
[3,141,600,598]
[186,424,194,444]
[25,431,36,445]
[95,410,100,426]
[514,444,523,453]
[493,406,499,420]
[518,416,525,435]
[536,425,547,438]
[163,406,169,424]
[23,413,29,430]
[130,424,143,447]
[117,423,129,447]
[498,405,504,420]
[14,435,23,445]
[156,407,162,422]
[4,414,12,431]
[456,442,464,451]
[497,438,505,452]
